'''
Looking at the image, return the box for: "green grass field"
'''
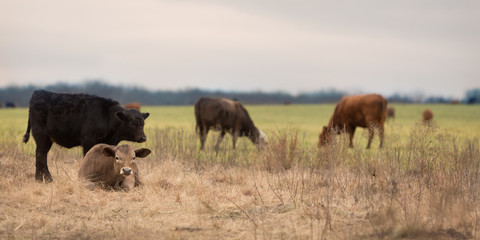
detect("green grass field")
[0,103,479,239]
[143,103,480,148]
[1,103,479,164]
[3,104,479,147]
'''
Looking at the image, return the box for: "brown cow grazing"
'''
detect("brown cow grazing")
[422,109,433,124]
[78,144,151,191]
[195,97,267,151]
[386,107,395,121]
[124,102,141,111]
[319,94,387,149]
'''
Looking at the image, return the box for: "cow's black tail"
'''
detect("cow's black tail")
[23,117,31,143]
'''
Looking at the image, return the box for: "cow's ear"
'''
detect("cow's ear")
[135,148,151,158]
[101,147,116,158]
[142,112,150,119]
[115,111,127,121]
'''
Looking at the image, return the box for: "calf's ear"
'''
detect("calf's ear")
[142,112,150,119]
[135,148,152,158]
[115,111,127,121]
[101,147,116,158]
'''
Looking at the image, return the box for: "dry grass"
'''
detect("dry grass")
[0,122,479,239]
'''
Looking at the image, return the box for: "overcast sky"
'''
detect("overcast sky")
[1,0,479,98]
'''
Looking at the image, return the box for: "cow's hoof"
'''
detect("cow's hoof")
[44,175,53,183]
[35,172,53,183]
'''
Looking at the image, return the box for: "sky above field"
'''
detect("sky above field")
[1,0,479,98]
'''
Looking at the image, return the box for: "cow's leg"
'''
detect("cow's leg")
[379,124,385,148]
[33,132,53,182]
[82,144,94,156]
[214,130,226,152]
[348,127,356,148]
[199,126,209,150]
[232,130,240,149]
[366,126,375,149]
[81,139,97,156]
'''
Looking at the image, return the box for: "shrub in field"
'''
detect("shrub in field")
[258,128,301,172]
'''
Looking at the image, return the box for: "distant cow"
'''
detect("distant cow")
[195,97,267,151]
[422,109,433,124]
[124,102,141,111]
[6,102,15,108]
[319,94,387,149]
[386,107,395,121]
[23,90,150,182]
[78,144,151,191]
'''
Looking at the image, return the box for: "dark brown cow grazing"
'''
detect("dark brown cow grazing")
[195,97,267,151]
[386,107,395,121]
[124,102,141,111]
[23,90,149,182]
[78,144,151,191]
[319,94,387,149]
[422,109,433,124]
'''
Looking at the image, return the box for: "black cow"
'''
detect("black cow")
[23,90,149,182]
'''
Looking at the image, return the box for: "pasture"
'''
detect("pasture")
[0,104,479,239]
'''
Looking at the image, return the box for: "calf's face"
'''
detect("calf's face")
[115,109,150,143]
[101,145,152,176]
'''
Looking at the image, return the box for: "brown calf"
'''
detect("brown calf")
[78,144,151,191]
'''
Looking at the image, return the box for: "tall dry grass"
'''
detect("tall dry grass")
[0,122,478,239]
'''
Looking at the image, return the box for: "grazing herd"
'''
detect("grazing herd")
[21,90,435,189]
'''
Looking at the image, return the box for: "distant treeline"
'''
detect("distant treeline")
[0,81,478,107]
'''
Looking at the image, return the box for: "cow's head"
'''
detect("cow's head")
[250,128,268,149]
[101,145,151,176]
[318,126,336,147]
[115,109,150,143]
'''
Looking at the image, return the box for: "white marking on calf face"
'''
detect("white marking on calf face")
[120,167,132,175]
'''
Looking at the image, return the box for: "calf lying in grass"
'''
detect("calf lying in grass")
[78,144,151,191]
